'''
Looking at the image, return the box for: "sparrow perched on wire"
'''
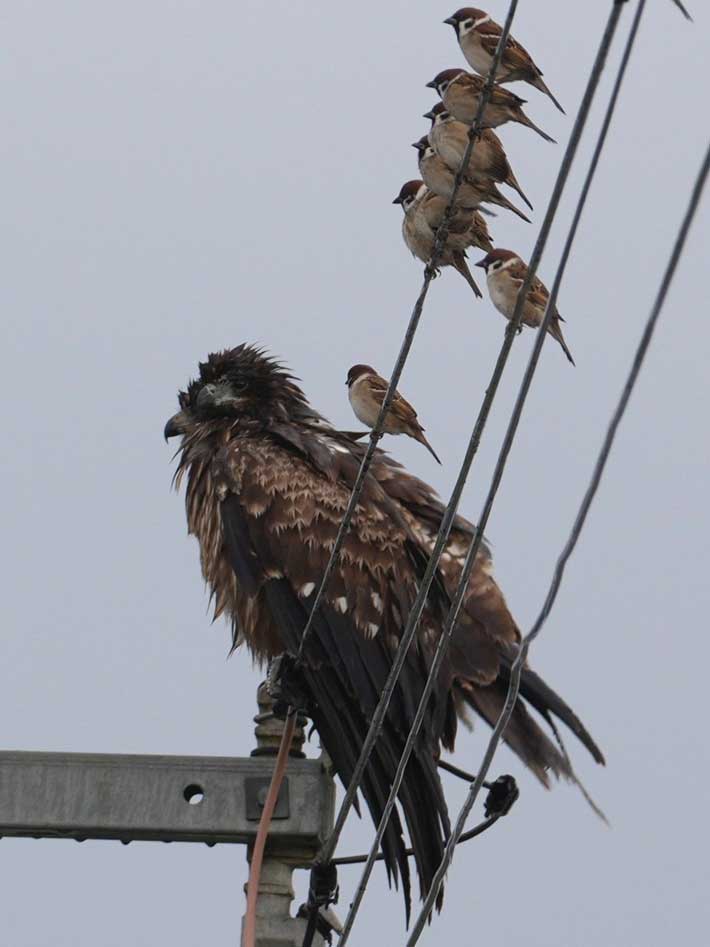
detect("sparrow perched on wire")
[427,69,555,143]
[393,180,490,298]
[424,102,532,210]
[443,8,565,113]
[412,136,531,223]
[476,248,575,365]
[346,364,441,463]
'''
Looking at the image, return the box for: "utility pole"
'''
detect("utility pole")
[0,682,336,946]
[244,682,335,947]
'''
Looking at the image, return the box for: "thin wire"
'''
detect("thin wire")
[407,137,710,945]
[295,4,521,663]
[331,813,503,867]
[313,2,522,876]
[336,3,630,941]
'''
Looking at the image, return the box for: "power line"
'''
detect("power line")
[404,124,710,947]
[334,1,633,940]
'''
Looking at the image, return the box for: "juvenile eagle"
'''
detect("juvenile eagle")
[164,344,604,916]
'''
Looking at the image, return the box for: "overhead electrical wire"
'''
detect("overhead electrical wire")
[334,3,637,939]
[406,135,710,945]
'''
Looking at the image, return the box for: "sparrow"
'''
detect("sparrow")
[416,187,494,254]
[346,364,441,463]
[444,8,565,113]
[412,136,531,223]
[393,180,488,297]
[476,248,575,364]
[427,69,555,143]
[424,102,533,210]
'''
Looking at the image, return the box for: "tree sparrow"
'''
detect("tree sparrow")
[424,102,532,210]
[427,69,555,143]
[416,188,494,255]
[393,180,487,298]
[476,248,575,365]
[412,136,531,223]
[444,8,565,113]
[346,364,441,463]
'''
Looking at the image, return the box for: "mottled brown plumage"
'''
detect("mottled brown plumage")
[165,344,603,917]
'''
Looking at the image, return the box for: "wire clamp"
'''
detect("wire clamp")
[483,775,519,818]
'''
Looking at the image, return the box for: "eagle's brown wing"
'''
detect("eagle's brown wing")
[376,463,605,780]
[210,432,453,916]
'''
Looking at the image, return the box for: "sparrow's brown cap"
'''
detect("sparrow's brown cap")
[393,180,424,205]
[345,364,377,387]
[423,102,448,121]
[445,8,486,26]
[475,248,518,270]
[426,68,466,90]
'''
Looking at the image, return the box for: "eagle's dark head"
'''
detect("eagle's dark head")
[164,344,310,439]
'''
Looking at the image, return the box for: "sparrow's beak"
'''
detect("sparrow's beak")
[392,195,403,205]
[164,411,186,441]
[474,258,489,270]
[411,141,422,150]
[425,79,438,90]
[423,109,435,120]
[443,17,458,27]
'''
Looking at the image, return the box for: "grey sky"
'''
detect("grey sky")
[2,1,708,944]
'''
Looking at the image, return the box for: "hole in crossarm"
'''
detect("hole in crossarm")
[183,783,205,805]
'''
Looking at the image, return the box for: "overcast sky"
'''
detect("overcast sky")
[2,2,709,945]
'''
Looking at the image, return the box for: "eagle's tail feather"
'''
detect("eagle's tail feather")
[263,578,450,920]
[456,679,571,785]
[501,663,605,765]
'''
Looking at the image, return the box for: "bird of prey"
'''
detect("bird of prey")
[165,344,603,917]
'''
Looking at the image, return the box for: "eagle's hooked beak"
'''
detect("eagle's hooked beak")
[164,412,186,440]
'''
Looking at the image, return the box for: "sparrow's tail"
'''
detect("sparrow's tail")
[470,212,495,253]
[505,172,534,211]
[414,429,442,465]
[486,186,532,223]
[533,75,565,114]
[513,110,556,144]
[548,318,575,366]
[452,252,483,298]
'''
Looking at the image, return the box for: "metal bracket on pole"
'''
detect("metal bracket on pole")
[0,750,332,853]
[0,682,338,946]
